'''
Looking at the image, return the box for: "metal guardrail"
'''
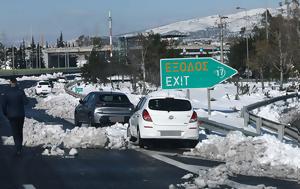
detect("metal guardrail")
[198,118,259,137]
[242,93,299,142]
[64,80,85,99]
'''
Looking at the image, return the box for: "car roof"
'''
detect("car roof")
[88,91,127,96]
[145,95,190,101]
[38,80,50,83]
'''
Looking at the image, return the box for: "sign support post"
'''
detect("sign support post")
[207,88,211,115]
[186,89,190,100]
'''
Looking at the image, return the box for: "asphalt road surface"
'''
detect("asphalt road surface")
[0,79,299,189]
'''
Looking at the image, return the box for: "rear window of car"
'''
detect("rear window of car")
[148,98,192,111]
[98,94,130,104]
[39,82,49,85]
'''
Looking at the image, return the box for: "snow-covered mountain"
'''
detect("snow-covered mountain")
[146,7,282,39]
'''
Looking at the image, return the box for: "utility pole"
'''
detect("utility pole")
[265,9,269,41]
[219,15,228,63]
[108,11,113,58]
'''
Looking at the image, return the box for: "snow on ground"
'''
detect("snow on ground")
[35,93,79,119]
[3,74,300,182]
[252,99,300,124]
[173,165,277,189]
[24,81,80,119]
[184,131,300,181]
[1,118,129,151]
[17,73,63,81]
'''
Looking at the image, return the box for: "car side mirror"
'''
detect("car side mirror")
[79,99,84,104]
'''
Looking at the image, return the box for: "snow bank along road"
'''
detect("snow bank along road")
[0,78,300,189]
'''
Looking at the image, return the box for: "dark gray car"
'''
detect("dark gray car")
[74,91,134,126]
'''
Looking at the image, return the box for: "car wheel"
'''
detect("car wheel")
[74,114,82,127]
[127,124,136,142]
[88,114,96,127]
[137,127,144,148]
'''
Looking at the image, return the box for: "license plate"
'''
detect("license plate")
[109,116,124,123]
[160,131,182,136]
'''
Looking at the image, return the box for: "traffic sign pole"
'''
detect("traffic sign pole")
[207,88,211,115]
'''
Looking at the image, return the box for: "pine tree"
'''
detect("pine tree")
[30,37,37,68]
[57,32,64,48]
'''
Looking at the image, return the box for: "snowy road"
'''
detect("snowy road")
[1,79,300,189]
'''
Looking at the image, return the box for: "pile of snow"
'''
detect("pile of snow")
[35,93,79,119]
[173,165,277,189]
[105,123,128,149]
[42,146,65,156]
[63,126,107,148]
[2,119,107,148]
[1,118,130,152]
[184,131,300,180]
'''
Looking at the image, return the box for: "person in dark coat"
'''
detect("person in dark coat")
[3,77,28,156]
[0,92,7,124]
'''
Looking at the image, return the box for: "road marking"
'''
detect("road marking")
[137,149,210,174]
[23,184,36,189]
[142,149,225,163]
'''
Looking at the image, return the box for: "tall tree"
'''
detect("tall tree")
[57,32,65,48]
[268,15,298,89]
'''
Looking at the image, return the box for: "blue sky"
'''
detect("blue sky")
[0,0,278,44]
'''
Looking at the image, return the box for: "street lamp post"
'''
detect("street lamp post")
[236,6,250,82]
[219,16,228,63]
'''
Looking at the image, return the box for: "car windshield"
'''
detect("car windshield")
[98,94,130,104]
[39,82,49,85]
[148,98,191,111]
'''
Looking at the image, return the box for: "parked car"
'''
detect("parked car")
[35,81,52,95]
[57,76,67,83]
[74,75,82,81]
[74,91,134,126]
[127,96,199,147]
[65,75,76,81]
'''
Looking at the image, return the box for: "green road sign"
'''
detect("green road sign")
[75,87,83,93]
[160,58,238,89]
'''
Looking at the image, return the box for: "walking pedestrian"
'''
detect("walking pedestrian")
[3,77,28,156]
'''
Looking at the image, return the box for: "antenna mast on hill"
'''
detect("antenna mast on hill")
[109,11,113,58]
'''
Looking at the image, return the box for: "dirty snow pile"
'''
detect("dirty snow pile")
[172,166,277,189]
[35,93,79,119]
[26,81,80,119]
[2,118,107,148]
[105,123,128,149]
[184,131,300,181]
[1,118,129,154]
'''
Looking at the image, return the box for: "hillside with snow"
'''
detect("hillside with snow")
[146,7,283,38]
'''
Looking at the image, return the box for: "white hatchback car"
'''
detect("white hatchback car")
[127,96,199,147]
[35,81,52,95]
